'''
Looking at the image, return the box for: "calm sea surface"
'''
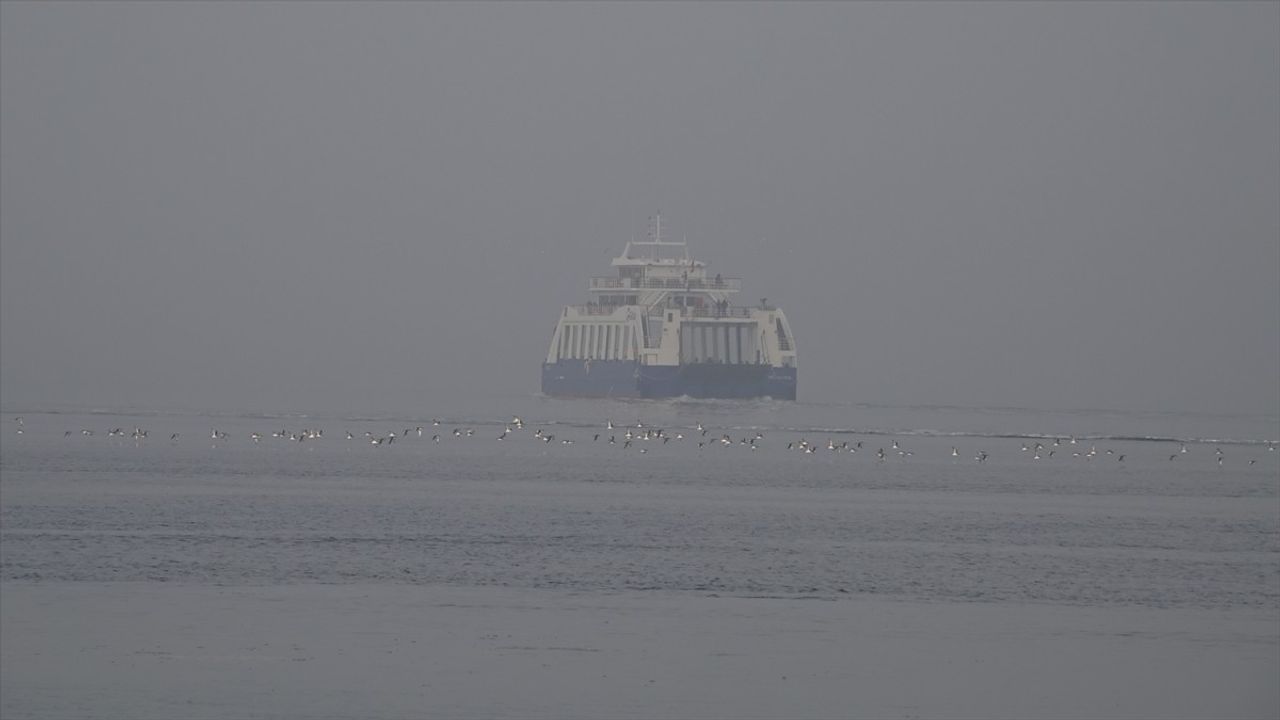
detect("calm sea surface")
[2,398,1277,609]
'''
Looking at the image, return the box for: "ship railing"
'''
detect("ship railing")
[637,305,762,319]
[684,306,757,319]
[570,303,765,320]
[589,276,742,292]
[567,304,628,316]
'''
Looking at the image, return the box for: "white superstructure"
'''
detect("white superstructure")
[543,215,797,396]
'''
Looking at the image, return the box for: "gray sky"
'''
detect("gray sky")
[2,2,1277,416]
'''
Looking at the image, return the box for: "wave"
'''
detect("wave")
[6,406,1275,446]
[727,426,1277,447]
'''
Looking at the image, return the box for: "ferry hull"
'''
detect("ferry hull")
[542,360,796,400]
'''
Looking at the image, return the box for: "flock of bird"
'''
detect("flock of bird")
[8,415,1275,466]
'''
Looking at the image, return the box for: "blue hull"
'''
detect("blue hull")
[541,360,796,400]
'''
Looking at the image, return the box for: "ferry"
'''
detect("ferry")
[541,215,797,400]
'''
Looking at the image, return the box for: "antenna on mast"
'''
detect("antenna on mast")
[651,212,662,260]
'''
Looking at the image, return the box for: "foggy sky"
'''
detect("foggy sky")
[2,2,1277,417]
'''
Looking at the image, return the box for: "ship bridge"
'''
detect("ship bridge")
[589,214,743,314]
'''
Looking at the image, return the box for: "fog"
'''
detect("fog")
[2,2,1276,417]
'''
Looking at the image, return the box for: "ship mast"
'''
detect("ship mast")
[650,213,661,260]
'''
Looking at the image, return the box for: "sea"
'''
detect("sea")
[3,397,1277,609]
